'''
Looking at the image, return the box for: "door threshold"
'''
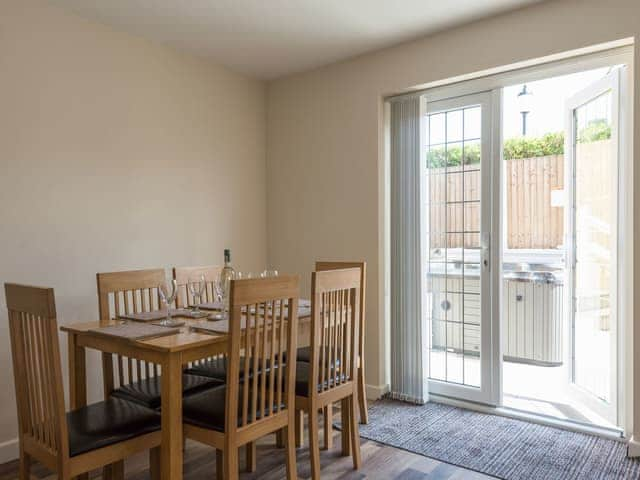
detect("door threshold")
[428,393,625,441]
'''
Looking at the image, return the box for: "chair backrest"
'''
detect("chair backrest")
[172,265,222,308]
[309,268,361,395]
[315,261,366,361]
[5,283,69,460]
[96,268,166,323]
[96,268,166,394]
[225,276,299,434]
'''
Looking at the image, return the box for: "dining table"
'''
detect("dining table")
[61,306,312,480]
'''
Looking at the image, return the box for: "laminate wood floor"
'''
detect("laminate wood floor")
[0,417,496,480]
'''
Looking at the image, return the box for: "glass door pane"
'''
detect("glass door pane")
[425,92,495,404]
[566,70,619,425]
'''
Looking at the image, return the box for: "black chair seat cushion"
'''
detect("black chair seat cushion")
[182,384,284,432]
[184,357,271,382]
[111,374,222,409]
[68,397,160,457]
[294,361,347,397]
[279,347,341,367]
[296,346,342,366]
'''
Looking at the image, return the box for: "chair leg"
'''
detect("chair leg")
[223,444,239,480]
[150,446,161,480]
[295,409,304,447]
[340,398,351,457]
[245,442,256,472]
[112,461,125,480]
[102,460,125,480]
[308,406,321,479]
[357,365,369,424]
[323,405,333,450]
[284,418,298,480]
[18,451,30,480]
[216,450,223,480]
[349,394,362,469]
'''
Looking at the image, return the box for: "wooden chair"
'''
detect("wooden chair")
[294,268,362,479]
[175,264,266,473]
[173,264,223,309]
[290,262,367,451]
[314,261,368,426]
[182,276,300,480]
[96,269,220,408]
[5,283,162,480]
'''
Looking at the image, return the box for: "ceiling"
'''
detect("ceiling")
[49,0,544,79]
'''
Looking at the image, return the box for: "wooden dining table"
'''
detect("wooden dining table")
[61,309,312,480]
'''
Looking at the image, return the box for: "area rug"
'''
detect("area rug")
[341,399,640,480]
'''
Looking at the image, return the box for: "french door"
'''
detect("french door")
[564,69,621,425]
[424,92,498,405]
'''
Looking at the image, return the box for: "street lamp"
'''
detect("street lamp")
[517,84,533,136]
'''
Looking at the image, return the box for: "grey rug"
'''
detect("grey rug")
[345,399,640,480]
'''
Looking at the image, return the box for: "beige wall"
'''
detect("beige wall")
[266,0,639,433]
[0,0,267,460]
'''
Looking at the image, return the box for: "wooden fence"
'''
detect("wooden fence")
[428,155,564,250]
[506,155,564,249]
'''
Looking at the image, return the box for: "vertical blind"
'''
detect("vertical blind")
[389,95,428,404]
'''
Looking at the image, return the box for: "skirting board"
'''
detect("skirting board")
[366,383,389,400]
[0,437,18,464]
[629,435,640,457]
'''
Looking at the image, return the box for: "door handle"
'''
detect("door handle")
[481,232,490,270]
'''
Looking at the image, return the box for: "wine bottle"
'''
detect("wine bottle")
[220,248,235,307]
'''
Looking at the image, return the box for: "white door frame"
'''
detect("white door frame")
[424,91,500,406]
[395,45,632,436]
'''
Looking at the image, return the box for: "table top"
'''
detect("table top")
[60,305,311,353]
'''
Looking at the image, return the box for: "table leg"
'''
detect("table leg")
[68,333,87,409]
[67,333,89,480]
[161,352,183,480]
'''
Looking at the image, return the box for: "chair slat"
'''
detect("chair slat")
[268,300,277,416]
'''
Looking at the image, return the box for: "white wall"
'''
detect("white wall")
[0,0,267,461]
[266,0,639,435]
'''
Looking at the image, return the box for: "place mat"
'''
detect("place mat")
[118,308,192,322]
[199,299,310,312]
[190,319,244,334]
[195,304,311,334]
[89,323,180,341]
[197,301,224,311]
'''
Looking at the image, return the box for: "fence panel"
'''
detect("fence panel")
[427,155,565,250]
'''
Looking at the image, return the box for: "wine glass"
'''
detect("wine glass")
[234,271,254,280]
[210,279,225,321]
[261,269,279,278]
[213,279,224,306]
[158,279,178,326]
[188,274,206,316]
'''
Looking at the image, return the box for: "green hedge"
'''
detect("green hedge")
[426,143,480,168]
[503,132,564,160]
[578,119,611,143]
[426,119,611,166]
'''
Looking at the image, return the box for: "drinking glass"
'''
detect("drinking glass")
[188,274,206,316]
[158,279,178,326]
[261,269,279,278]
[210,279,225,320]
[235,272,255,280]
